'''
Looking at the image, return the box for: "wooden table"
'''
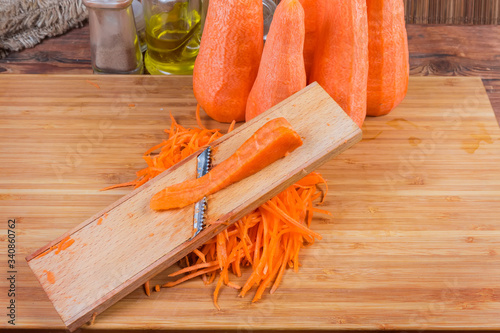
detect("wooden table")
[1,23,500,124]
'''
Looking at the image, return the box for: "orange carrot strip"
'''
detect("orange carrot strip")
[196,104,207,130]
[193,248,206,263]
[43,270,55,284]
[99,181,137,191]
[60,239,75,251]
[208,271,216,284]
[168,261,218,277]
[271,234,292,294]
[34,248,51,259]
[227,281,242,290]
[252,254,283,302]
[262,202,322,240]
[144,281,151,296]
[227,120,236,133]
[312,207,333,215]
[89,312,97,325]
[162,266,220,288]
[55,236,70,255]
[85,80,100,89]
[213,273,225,311]
[144,141,167,156]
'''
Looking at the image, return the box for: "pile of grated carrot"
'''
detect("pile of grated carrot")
[103,108,330,309]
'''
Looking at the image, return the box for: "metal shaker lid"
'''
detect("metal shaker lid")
[83,0,133,9]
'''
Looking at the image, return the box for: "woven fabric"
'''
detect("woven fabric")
[0,0,88,58]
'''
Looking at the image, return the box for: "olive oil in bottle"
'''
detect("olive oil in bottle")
[144,1,202,75]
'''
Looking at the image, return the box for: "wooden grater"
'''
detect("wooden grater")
[26,82,362,331]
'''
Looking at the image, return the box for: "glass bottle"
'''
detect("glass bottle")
[84,0,144,74]
[263,0,277,41]
[132,0,148,52]
[142,0,206,75]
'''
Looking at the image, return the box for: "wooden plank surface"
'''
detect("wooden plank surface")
[1,75,500,330]
[24,81,361,331]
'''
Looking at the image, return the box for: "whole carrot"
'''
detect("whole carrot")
[193,0,263,123]
[245,0,306,121]
[299,0,324,79]
[150,117,303,211]
[309,0,369,128]
[366,0,409,116]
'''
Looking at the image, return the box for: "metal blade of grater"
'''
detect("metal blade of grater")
[191,146,211,239]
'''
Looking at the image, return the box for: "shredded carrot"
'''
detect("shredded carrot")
[144,281,151,297]
[227,281,242,290]
[101,113,223,191]
[193,248,206,263]
[34,247,53,259]
[97,218,103,225]
[85,80,100,89]
[43,270,55,284]
[312,207,333,215]
[60,239,75,251]
[162,266,220,288]
[55,236,70,255]
[213,273,224,310]
[196,104,207,130]
[227,120,236,133]
[154,284,161,292]
[168,261,218,277]
[104,111,330,309]
[89,312,97,326]
[100,181,137,191]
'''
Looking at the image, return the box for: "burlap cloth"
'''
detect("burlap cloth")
[0,0,88,58]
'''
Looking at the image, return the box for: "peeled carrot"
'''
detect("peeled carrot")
[366,0,409,116]
[150,117,303,211]
[245,0,306,121]
[193,0,263,123]
[298,0,324,79]
[309,0,369,128]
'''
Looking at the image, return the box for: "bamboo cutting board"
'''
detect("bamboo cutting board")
[1,75,500,330]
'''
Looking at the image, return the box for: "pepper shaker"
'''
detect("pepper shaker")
[83,0,144,74]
